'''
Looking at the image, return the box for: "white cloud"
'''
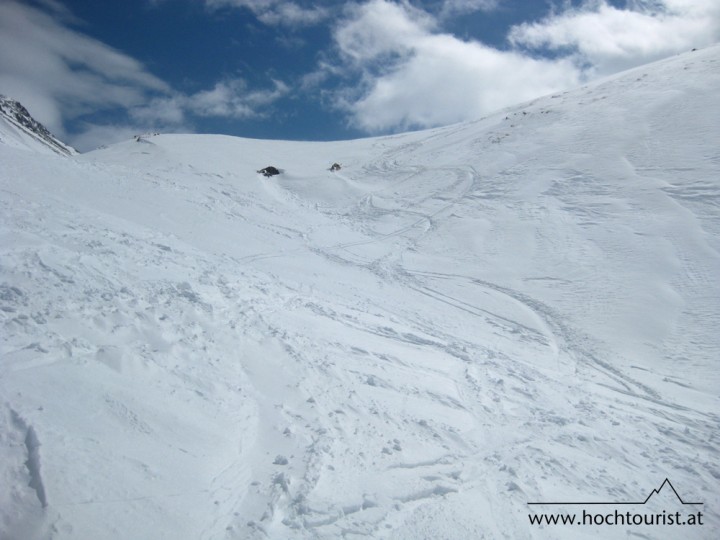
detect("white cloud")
[30,0,81,23]
[69,76,290,150]
[352,39,578,131]
[204,0,329,26]
[326,0,720,134]
[0,1,291,151]
[131,78,289,122]
[335,0,435,63]
[440,0,501,17]
[331,0,580,132]
[509,0,720,75]
[0,0,169,141]
[130,96,187,125]
[183,78,290,118]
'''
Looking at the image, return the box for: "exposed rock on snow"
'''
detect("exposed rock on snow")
[258,165,281,177]
[0,96,76,156]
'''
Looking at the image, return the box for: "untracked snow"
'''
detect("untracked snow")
[1,46,719,539]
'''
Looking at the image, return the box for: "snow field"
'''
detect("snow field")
[1,45,719,539]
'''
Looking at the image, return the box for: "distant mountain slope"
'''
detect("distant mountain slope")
[1,45,719,540]
[0,96,76,156]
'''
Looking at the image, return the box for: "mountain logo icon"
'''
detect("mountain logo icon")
[528,479,703,506]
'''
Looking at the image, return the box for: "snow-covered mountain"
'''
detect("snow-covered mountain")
[0,95,76,156]
[1,45,718,540]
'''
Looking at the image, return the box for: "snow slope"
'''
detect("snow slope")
[1,45,719,539]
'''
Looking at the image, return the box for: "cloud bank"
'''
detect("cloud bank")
[331,0,580,132]
[0,1,291,150]
[328,0,720,133]
[509,0,720,76]
[0,0,168,142]
[204,0,329,27]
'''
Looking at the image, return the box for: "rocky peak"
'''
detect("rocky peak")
[0,95,76,156]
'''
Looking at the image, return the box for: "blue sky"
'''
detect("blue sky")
[1,0,718,151]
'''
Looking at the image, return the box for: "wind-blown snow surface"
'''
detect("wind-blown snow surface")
[2,46,719,539]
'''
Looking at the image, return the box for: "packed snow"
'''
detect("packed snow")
[1,46,719,539]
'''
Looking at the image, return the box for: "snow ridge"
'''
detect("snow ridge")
[0,95,76,156]
[9,409,49,509]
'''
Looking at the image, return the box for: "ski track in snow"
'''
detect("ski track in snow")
[1,46,719,539]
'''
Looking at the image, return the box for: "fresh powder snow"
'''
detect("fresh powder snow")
[1,46,719,539]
